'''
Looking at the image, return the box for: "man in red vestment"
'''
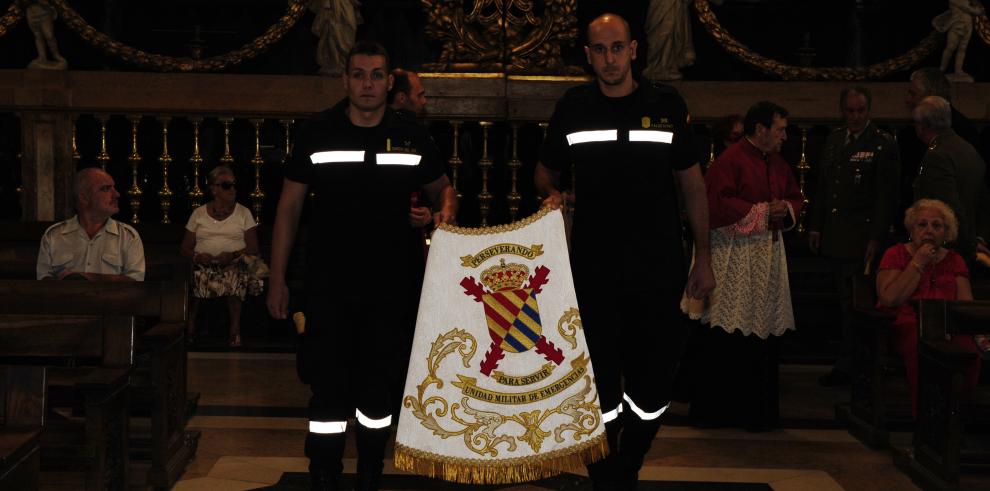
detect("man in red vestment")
[689,101,804,431]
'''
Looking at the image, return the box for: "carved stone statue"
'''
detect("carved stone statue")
[932,0,985,82]
[18,0,67,70]
[643,0,695,81]
[306,0,362,76]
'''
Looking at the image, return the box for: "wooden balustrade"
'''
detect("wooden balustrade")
[1,69,989,226]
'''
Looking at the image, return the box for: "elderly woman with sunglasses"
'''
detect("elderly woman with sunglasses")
[876,198,981,415]
[180,165,262,347]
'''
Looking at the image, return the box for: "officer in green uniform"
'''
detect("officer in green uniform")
[912,95,987,265]
[810,87,900,385]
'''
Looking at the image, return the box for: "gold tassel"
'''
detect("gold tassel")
[393,433,609,484]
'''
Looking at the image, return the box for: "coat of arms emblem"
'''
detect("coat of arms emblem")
[461,259,564,376]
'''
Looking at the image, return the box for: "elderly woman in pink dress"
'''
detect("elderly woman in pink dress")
[876,198,981,415]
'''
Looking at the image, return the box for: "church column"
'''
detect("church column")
[19,111,73,221]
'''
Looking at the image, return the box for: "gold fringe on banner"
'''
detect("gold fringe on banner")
[438,206,553,236]
[394,432,608,484]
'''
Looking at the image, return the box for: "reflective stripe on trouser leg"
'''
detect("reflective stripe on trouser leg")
[623,393,669,421]
[309,420,347,434]
[355,408,392,429]
[601,402,624,423]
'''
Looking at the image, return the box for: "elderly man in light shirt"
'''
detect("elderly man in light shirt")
[37,167,145,281]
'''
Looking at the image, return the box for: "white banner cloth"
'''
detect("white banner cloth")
[394,208,606,484]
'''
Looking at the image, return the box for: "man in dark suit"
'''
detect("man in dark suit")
[810,87,900,386]
[913,95,986,264]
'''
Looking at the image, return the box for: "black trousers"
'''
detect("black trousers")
[299,293,416,476]
[688,326,780,430]
[582,282,690,417]
[576,268,690,487]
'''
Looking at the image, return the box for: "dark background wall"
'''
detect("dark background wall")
[0,0,986,81]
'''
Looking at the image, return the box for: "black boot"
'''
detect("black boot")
[587,417,622,491]
[309,466,339,491]
[355,425,390,491]
[305,433,345,491]
[615,416,662,490]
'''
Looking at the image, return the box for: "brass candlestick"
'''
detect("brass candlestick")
[95,115,111,170]
[126,115,143,224]
[71,116,81,167]
[219,117,235,165]
[15,152,22,219]
[157,116,174,224]
[188,117,205,208]
[279,119,294,165]
[538,122,549,206]
[249,118,266,224]
[707,138,716,172]
[448,120,463,202]
[477,121,493,226]
[796,126,811,234]
[507,123,522,221]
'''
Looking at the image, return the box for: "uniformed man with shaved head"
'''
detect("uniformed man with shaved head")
[535,13,714,490]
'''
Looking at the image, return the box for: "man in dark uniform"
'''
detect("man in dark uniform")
[388,69,434,231]
[267,42,456,491]
[913,95,986,264]
[387,68,427,118]
[897,67,979,238]
[810,87,900,386]
[535,13,714,490]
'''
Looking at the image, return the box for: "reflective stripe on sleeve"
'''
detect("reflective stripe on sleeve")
[623,393,668,421]
[601,403,624,423]
[309,420,347,434]
[355,409,392,429]
[310,151,366,164]
[566,130,618,145]
[376,153,422,166]
[629,130,674,144]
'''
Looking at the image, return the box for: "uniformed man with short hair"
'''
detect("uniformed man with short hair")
[913,95,986,265]
[266,41,456,491]
[535,13,714,490]
[810,87,900,386]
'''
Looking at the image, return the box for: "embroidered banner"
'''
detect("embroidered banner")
[395,208,606,484]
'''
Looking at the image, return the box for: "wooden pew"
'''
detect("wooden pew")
[894,299,990,491]
[0,315,132,491]
[0,365,46,491]
[835,273,912,448]
[0,280,198,490]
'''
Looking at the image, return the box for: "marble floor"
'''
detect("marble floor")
[155,352,927,491]
[40,347,984,490]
